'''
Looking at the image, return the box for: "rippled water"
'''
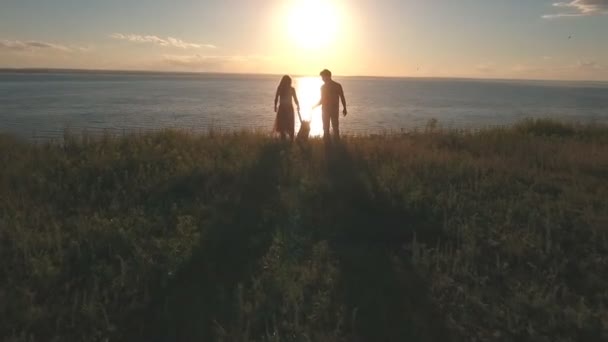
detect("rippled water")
[1,71,607,139]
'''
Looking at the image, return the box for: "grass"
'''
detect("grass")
[1,119,607,342]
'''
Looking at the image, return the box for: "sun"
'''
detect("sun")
[287,0,340,50]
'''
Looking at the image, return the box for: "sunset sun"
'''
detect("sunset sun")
[287,0,340,50]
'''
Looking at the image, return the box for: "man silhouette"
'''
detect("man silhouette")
[314,69,347,141]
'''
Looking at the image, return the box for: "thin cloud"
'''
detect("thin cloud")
[511,60,604,74]
[163,54,267,66]
[511,64,544,73]
[543,0,608,18]
[577,60,604,70]
[111,33,216,49]
[163,54,227,68]
[0,39,72,52]
[161,54,273,72]
[476,62,496,73]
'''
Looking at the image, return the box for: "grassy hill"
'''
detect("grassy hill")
[1,120,607,341]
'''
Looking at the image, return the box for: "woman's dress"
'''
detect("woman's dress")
[275,87,295,136]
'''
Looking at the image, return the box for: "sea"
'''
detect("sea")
[1,71,607,139]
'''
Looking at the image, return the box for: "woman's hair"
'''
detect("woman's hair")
[278,75,292,93]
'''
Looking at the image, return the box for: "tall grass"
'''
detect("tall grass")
[1,120,607,341]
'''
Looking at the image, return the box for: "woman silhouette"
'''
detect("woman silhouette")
[274,75,300,141]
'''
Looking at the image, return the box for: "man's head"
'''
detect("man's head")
[320,69,332,83]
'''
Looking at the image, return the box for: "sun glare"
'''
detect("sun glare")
[287,0,340,50]
[294,77,324,137]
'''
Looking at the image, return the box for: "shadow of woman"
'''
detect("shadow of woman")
[134,142,287,342]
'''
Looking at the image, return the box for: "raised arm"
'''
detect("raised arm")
[339,84,347,116]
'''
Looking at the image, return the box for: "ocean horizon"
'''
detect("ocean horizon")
[1,69,607,139]
[3,67,608,84]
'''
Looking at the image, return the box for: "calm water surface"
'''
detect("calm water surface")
[1,72,607,139]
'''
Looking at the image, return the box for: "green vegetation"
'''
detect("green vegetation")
[1,120,607,342]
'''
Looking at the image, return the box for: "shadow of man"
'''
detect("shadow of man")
[320,141,451,342]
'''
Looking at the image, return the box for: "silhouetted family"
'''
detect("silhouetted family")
[274,69,347,142]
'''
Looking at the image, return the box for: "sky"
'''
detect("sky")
[1,0,607,80]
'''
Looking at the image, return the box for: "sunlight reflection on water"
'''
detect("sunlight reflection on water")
[294,77,324,137]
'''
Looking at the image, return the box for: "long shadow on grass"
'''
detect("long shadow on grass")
[315,141,450,342]
[139,142,287,342]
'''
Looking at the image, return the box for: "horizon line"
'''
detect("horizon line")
[0,67,607,84]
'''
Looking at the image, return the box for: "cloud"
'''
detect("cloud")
[476,62,496,73]
[576,60,604,70]
[511,64,543,73]
[0,39,72,52]
[162,54,271,69]
[162,54,228,68]
[161,54,273,72]
[111,33,216,49]
[510,60,604,75]
[543,0,608,18]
